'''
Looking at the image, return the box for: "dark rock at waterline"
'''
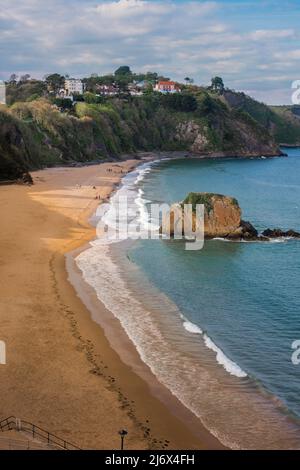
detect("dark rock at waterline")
[226,220,260,240]
[262,228,300,239]
[228,225,300,241]
[241,221,259,239]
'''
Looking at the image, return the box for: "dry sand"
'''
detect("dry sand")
[0,160,224,450]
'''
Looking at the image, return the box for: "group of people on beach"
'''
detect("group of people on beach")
[92,186,102,200]
[74,164,128,203]
[106,167,127,175]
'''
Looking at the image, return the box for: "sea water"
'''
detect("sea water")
[76,149,300,449]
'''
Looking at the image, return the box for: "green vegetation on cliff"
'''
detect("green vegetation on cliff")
[183,192,216,213]
[223,90,300,145]
[183,192,239,213]
[1,80,300,181]
[6,80,47,106]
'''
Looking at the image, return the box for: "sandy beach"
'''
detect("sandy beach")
[0,159,224,450]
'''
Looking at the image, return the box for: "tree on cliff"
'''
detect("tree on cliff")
[45,73,65,93]
[83,74,115,92]
[83,92,102,104]
[114,66,132,77]
[210,76,225,94]
[8,74,18,85]
[184,77,194,86]
[160,93,197,112]
[20,74,31,84]
[116,77,130,95]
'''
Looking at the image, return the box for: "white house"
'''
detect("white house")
[154,80,181,94]
[64,78,84,97]
[97,84,119,96]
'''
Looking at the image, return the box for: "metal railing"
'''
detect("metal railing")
[0,416,81,450]
[0,435,49,450]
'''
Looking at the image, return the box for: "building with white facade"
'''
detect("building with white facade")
[154,81,181,94]
[64,78,84,97]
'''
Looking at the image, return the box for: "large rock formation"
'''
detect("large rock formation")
[162,192,243,239]
[162,192,300,241]
[183,192,242,238]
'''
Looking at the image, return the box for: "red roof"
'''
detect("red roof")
[158,81,177,86]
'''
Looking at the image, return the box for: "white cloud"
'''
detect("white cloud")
[249,29,295,41]
[94,0,172,18]
[274,49,300,60]
[0,0,299,103]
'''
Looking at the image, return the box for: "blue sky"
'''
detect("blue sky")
[0,0,299,104]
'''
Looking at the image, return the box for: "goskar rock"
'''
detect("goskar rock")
[162,192,300,241]
[163,192,243,239]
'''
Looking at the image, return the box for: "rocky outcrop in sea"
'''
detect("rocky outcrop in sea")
[162,192,300,241]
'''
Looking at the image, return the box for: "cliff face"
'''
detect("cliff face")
[199,194,242,237]
[0,108,33,182]
[223,90,300,146]
[0,88,297,182]
[175,121,210,153]
[175,115,281,157]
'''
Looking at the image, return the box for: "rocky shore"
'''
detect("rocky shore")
[162,192,300,241]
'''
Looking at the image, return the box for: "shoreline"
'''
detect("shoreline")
[0,149,289,187]
[279,143,300,148]
[134,149,286,160]
[74,154,300,450]
[64,159,226,449]
[66,243,225,450]
[0,158,225,450]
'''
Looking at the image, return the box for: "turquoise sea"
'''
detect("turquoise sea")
[77,148,300,449]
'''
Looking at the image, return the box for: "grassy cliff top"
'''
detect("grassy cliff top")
[183,192,240,213]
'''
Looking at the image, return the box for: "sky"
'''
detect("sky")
[0,0,300,104]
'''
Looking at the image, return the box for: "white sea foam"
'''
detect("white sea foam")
[180,315,247,377]
[203,334,247,378]
[75,157,250,447]
[93,160,161,242]
[268,237,292,243]
[86,158,248,379]
[74,158,300,449]
[183,321,203,335]
[74,156,300,449]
